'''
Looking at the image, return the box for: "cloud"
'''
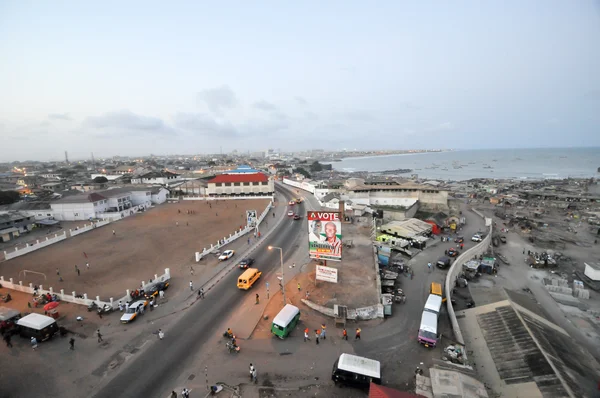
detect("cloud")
[425,122,454,132]
[83,110,174,137]
[342,110,375,122]
[252,100,278,112]
[294,96,308,106]
[173,113,238,137]
[48,113,72,121]
[583,89,600,101]
[197,85,237,114]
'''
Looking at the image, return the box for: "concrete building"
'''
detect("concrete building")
[345,178,448,210]
[50,193,109,221]
[40,182,67,193]
[71,181,108,192]
[128,186,169,205]
[206,168,273,196]
[131,171,180,186]
[0,212,36,242]
[170,179,207,196]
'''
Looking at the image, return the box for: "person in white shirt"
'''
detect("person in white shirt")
[158,329,164,340]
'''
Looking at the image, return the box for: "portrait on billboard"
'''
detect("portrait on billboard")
[307,211,342,261]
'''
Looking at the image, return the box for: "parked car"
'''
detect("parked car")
[218,250,235,261]
[239,258,255,269]
[144,281,170,298]
[120,300,148,324]
[471,234,483,242]
[287,210,294,217]
[293,214,301,220]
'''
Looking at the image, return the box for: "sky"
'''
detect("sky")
[1,1,599,161]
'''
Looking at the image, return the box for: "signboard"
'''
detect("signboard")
[308,211,342,261]
[316,265,338,283]
[246,210,257,227]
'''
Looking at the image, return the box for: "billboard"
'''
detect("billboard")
[316,265,338,283]
[308,211,342,261]
[246,210,257,227]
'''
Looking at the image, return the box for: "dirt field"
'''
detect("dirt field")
[0,199,270,299]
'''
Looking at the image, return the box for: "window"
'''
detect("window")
[225,183,232,186]
[243,182,250,186]
[252,182,259,186]
[216,183,222,187]
[234,182,240,186]
[261,181,268,185]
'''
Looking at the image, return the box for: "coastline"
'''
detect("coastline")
[321,147,600,181]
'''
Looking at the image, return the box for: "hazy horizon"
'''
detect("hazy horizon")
[1,1,599,162]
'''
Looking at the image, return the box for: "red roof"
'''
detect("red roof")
[369,383,424,398]
[208,173,269,184]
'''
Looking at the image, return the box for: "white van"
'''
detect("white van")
[332,353,381,388]
[17,313,59,341]
[417,310,438,347]
[423,294,442,315]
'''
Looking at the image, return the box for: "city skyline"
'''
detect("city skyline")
[1,1,599,162]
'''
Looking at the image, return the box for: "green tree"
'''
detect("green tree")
[294,167,311,178]
[207,161,216,166]
[93,176,108,183]
[0,190,20,205]
[309,161,323,172]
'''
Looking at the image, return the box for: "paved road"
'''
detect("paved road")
[92,186,302,398]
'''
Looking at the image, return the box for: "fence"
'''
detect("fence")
[183,195,274,201]
[3,231,67,261]
[445,209,493,355]
[69,220,110,237]
[195,201,273,262]
[282,178,316,194]
[0,275,114,308]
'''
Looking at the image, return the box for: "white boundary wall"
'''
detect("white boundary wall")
[183,195,274,201]
[69,220,110,237]
[282,178,316,194]
[445,208,493,353]
[195,200,273,262]
[3,231,67,260]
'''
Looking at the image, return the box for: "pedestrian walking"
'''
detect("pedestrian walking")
[176,221,179,227]
[56,268,60,276]
[199,288,205,299]
[427,262,432,271]
[125,302,129,311]
[69,337,75,350]
[171,391,177,398]
[118,301,123,312]
[112,230,115,236]
[460,243,464,250]
[158,329,164,340]
[297,282,301,291]
[97,329,103,342]
[190,266,194,276]
[304,328,309,342]
[149,299,154,311]
[31,337,38,350]
[355,328,361,340]
[249,363,255,381]
[76,266,80,276]
[321,324,327,339]
[86,262,89,270]
[305,291,309,300]
[252,367,257,383]
[315,330,320,344]
[255,293,260,304]
[189,281,193,291]
[4,334,12,347]
[159,290,165,299]
[342,328,348,340]
[182,388,190,398]
[83,251,88,258]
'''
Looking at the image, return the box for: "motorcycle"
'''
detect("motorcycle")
[226,342,240,353]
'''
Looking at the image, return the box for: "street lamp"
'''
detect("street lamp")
[268,246,285,305]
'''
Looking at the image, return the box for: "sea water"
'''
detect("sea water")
[326,147,600,181]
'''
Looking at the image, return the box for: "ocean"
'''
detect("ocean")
[325,148,600,181]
